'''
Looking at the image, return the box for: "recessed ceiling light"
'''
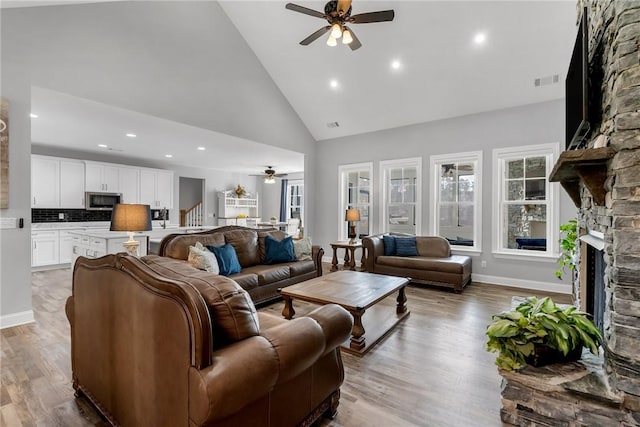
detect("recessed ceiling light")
[391,60,401,70]
[30,113,38,118]
[164,154,173,158]
[330,80,338,89]
[474,33,486,44]
[197,146,206,151]
[126,133,137,138]
[98,144,107,148]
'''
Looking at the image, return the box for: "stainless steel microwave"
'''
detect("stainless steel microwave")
[85,192,122,211]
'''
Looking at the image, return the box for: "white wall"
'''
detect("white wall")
[0,2,317,325]
[314,99,575,293]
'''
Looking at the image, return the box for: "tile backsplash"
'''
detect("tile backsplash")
[32,209,168,223]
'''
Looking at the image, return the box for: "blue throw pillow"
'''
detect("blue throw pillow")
[265,235,296,264]
[206,244,242,276]
[395,236,418,257]
[383,235,397,256]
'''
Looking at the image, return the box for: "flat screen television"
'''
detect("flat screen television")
[565,7,589,150]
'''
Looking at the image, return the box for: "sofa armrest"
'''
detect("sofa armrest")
[304,304,353,355]
[362,235,383,272]
[312,245,324,277]
[189,336,279,424]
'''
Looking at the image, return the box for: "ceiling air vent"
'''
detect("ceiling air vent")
[534,74,560,87]
[326,121,340,128]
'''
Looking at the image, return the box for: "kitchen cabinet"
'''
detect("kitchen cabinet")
[59,229,82,264]
[85,161,119,193]
[140,169,173,208]
[31,156,60,208]
[32,156,85,208]
[32,230,59,267]
[118,166,140,203]
[70,230,148,266]
[59,160,85,208]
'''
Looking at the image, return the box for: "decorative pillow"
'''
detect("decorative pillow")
[383,235,397,256]
[293,237,313,261]
[188,242,219,274]
[206,244,242,276]
[265,235,296,264]
[395,236,418,257]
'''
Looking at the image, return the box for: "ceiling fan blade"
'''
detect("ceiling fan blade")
[285,3,326,19]
[336,0,352,16]
[300,26,331,45]
[346,27,362,51]
[349,10,395,24]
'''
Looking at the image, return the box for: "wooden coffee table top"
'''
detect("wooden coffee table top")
[280,270,409,311]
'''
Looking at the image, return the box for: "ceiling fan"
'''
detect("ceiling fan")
[252,166,288,184]
[285,0,395,50]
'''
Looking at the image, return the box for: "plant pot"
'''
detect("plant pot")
[525,345,582,367]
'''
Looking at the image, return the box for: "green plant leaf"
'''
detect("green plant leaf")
[486,319,518,337]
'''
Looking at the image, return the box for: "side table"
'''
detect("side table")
[330,240,364,271]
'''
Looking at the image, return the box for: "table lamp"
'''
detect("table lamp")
[345,208,361,244]
[110,204,152,256]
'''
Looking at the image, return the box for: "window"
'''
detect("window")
[493,143,560,257]
[380,158,421,235]
[286,180,303,223]
[430,151,482,251]
[338,163,372,240]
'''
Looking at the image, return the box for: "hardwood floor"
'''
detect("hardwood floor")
[1,266,571,426]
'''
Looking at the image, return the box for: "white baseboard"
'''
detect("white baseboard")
[472,273,572,294]
[1,310,35,329]
[322,255,333,264]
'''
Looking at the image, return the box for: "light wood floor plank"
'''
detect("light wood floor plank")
[1,266,571,426]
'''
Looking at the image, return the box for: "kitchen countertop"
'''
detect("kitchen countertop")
[69,226,219,240]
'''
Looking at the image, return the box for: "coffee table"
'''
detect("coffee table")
[280,271,410,356]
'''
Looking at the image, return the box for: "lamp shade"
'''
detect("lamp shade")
[110,204,152,232]
[345,208,361,222]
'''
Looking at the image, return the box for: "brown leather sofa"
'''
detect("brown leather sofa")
[362,234,472,293]
[158,225,324,305]
[66,253,353,427]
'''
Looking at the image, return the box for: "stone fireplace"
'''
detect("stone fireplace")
[499,1,640,424]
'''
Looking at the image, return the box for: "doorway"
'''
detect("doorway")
[179,177,205,226]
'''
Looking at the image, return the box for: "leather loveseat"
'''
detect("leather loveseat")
[158,225,324,305]
[66,253,353,427]
[362,234,472,293]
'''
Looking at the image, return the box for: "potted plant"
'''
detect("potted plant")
[556,219,578,279]
[269,215,277,224]
[486,296,601,371]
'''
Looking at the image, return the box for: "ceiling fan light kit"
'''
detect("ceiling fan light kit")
[285,0,394,51]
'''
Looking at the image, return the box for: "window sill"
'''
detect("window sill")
[492,251,560,262]
[451,247,482,256]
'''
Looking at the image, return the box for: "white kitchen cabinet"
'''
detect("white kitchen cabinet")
[31,156,86,209]
[59,160,85,208]
[32,230,59,267]
[140,169,173,209]
[31,156,60,208]
[118,167,140,204]
[85,162,119,193]
[70,231,148,266]
[59,229,83,264]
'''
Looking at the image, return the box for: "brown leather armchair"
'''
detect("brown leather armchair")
[66,254,353,426]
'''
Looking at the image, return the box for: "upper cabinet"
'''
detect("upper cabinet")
[32,156,60,208]
[32,156,85,208]
[85,162,119,193]
[140,169,173,209]
[32,156,173,210]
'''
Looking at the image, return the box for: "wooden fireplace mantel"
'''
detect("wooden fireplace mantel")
[549,147,615,207]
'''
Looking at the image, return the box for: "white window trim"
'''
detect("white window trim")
[338,162,373,241]
[379,157,422,235]
[285,179,304,223]
[492,142,560,259]
[429,151,483,253]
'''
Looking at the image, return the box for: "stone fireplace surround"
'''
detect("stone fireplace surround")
[499,1,640,424]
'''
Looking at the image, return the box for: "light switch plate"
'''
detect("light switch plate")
[58,213,65,220]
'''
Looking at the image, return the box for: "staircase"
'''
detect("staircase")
[180,201,203,227]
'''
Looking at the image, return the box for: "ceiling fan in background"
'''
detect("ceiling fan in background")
[285,0,395,50]
[251,166,288,184]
